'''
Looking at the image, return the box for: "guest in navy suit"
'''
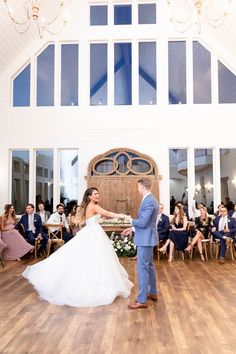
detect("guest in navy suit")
[157,203,170,243]
[211,206,236,264]
[16,204,48,255]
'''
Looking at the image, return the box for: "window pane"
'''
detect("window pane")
[193,41,211,104]
[218,61,236,103]
[168,41,186,104]
[220,149,236,210]
[114,43,132,105]
[194,149,213,213]
[139,42,156,105]
[60,150,78,206]
[90,43,107,106]
[36,150,54,213]
[12,151,29,214]
[138,4,156,24]
[37,45,55,106]
[61,44,78,106]
[90,5,107,25]
[169,149,188,214]
[13,64,30,107]
[114,5,132,25]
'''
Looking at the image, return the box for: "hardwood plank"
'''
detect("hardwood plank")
[1,258,236,353]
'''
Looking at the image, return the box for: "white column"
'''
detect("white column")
[53,148,60,210]
[213,147,221,211]
[29,148,35,204]
[187,147,195,219]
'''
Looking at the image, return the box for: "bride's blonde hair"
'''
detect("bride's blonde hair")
[77,187,98,228]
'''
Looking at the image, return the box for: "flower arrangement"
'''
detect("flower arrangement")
[109,232,136,257]
[99,217,131,225]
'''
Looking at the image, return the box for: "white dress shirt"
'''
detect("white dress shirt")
[47,212,69,232]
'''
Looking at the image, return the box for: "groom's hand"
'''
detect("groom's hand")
[121,227,133,236]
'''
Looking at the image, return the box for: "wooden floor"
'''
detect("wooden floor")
[1,256,236,354]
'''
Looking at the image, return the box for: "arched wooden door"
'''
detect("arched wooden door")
[87,148,160,217]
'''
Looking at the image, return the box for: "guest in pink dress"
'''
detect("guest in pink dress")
[1,204,34,261]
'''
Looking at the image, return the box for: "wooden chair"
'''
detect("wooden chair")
[45,224,64,257]
[215,236,235,261]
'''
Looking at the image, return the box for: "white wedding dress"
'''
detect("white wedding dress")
[22,214,133,307]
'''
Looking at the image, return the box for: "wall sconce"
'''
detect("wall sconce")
[204,181,213,193]
[195,183,201,193]
[231,176,236,190]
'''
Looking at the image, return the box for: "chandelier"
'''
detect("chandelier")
[166,0,232,34]
[3,0,68,39]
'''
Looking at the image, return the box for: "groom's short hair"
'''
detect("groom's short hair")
[138,177,152,190]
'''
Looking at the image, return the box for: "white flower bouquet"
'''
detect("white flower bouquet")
[109,232,136,257]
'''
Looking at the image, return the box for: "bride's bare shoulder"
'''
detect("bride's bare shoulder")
[85,203,99,218]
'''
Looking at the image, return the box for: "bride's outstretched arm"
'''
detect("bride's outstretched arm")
[93,204,125,219]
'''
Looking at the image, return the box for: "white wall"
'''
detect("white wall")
[1,0,236,214]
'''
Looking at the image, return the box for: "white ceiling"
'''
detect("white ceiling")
[0,0,236,74]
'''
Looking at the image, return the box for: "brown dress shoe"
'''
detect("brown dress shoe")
[148,294,158,301]
[128,302,148,309]
[219,258,225,265]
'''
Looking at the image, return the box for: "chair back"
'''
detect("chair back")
[45,224,63,240]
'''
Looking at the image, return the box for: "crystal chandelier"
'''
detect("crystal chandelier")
[166,0,232,34]
[3,0,68,39]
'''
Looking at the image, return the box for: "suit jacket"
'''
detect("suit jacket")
[16,213,43,236]
[36,211,51,224]
[213,215,236,235]
[132,193,158,247]
[157,213,170,238]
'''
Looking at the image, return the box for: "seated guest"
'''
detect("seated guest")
[47,204,73,243]
[214,203,225,217]
[185,206,212,262]
[211,206,236,265]
[37,201,51,224]
[157,203,170,243]
[68,205,81,236]
[191,195,205,219]
[158,204,188,262]
[1,204,34,261]
[231,204,236,219]
[16,203,48,256]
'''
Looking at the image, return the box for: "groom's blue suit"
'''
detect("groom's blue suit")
[132,193,158,304]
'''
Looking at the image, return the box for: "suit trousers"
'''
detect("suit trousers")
[137,246,157,303]
[26,231,48,253]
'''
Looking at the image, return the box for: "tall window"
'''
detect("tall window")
[193,41,211,104]
[35,150,53,212]
[218,61,236,103]
[138,3,156,24]
[60,150,78,205]
[139,42,156,105]
[37,45,55,106]
[61,44,79,106]
[90,43,107,106]
[90,5,108,25]
[220,149,236,206]
[13,64,30,107]
[114,43,132,105]
[114,5,132,25]
[168,41,186,104]
[169,149,188,213]
[194,149,213,213]
[12,151,29,214]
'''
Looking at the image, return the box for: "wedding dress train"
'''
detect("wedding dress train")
[22,214,133,307]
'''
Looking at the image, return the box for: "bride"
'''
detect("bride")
[22,187,133,307]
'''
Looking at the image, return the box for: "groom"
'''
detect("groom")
[122,177,158,309]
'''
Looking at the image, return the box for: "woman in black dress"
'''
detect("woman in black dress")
[185,206,212,262]
[158,204,188,262]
